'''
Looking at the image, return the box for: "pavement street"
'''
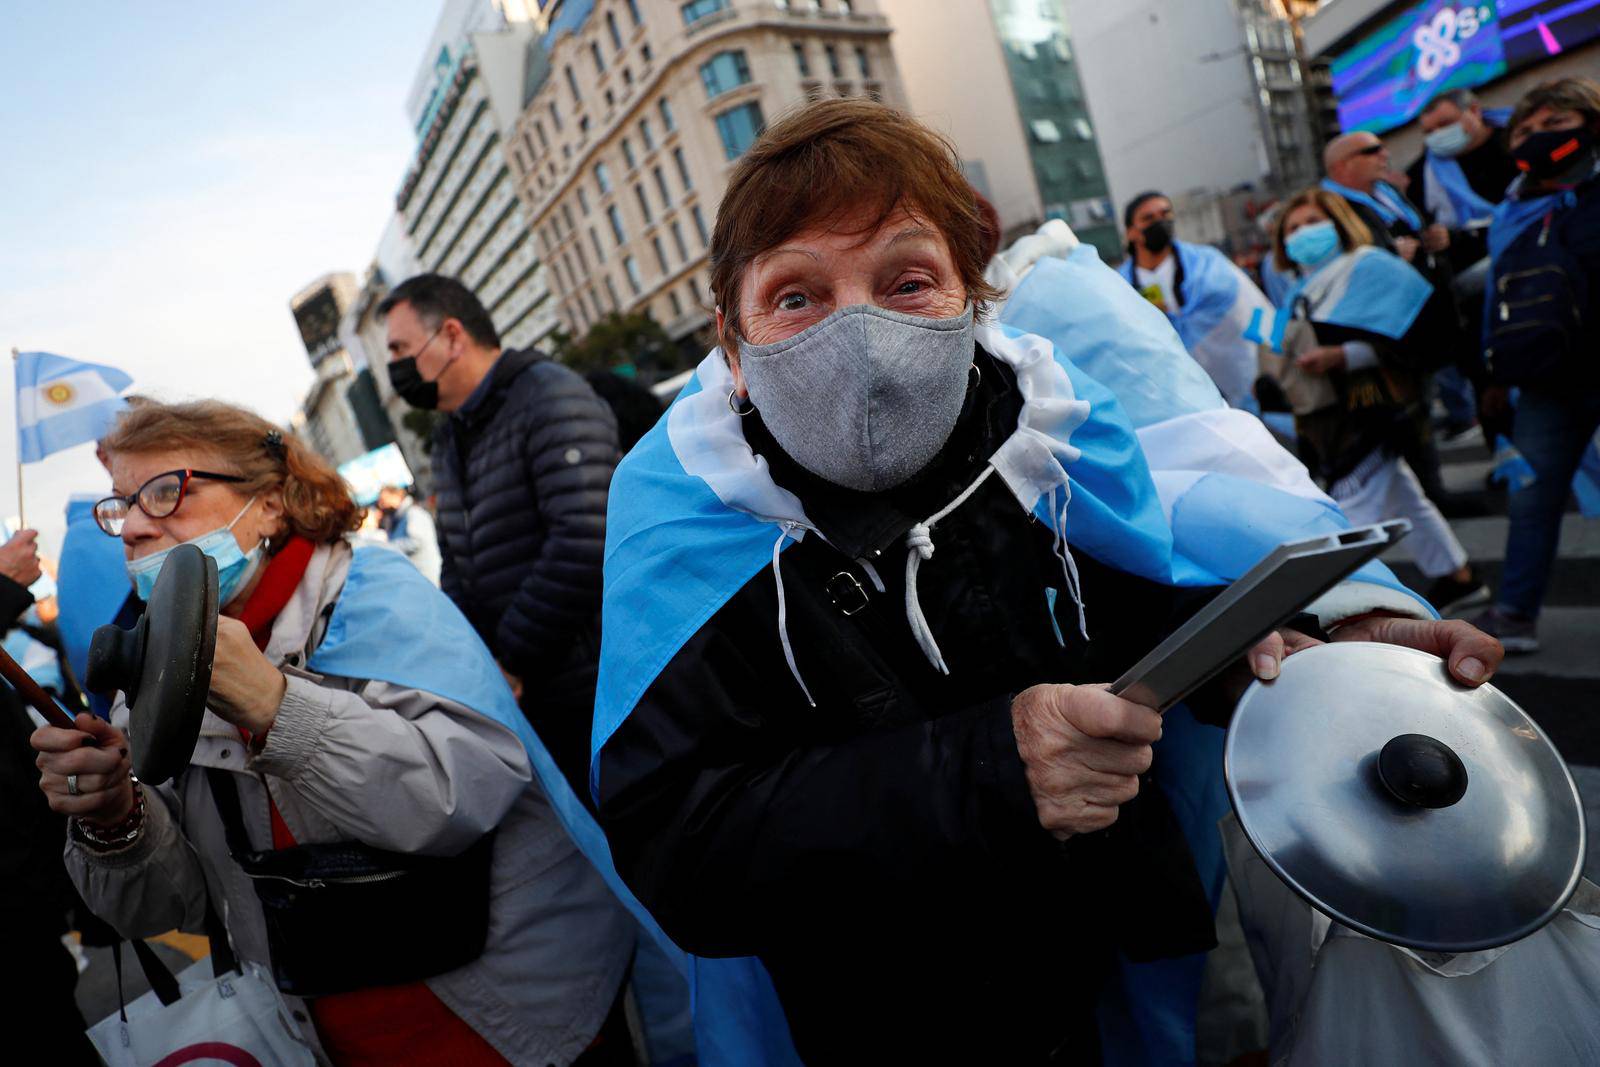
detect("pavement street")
[1384,428,1600,883]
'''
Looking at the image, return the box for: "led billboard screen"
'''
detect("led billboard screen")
[1331,0,1600,133]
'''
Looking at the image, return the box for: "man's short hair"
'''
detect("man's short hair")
[378,273,501,349]
[1422,88,1479,116]
[1123,190,1167,229]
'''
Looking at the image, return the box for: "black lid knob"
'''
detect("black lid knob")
[1377,733,1469,809]
[85,617,146,703]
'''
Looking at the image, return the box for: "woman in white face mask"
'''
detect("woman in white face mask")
[30,399,638,1065]
[590,99,1505,1065]
[1259,188,1486,613]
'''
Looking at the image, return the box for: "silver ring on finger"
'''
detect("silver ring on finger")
[67,773,80,796]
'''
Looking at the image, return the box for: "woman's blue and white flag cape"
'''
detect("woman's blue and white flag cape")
[1245,245,1432,353]
[1115,239,1272,405]
[592,235,1431,1064]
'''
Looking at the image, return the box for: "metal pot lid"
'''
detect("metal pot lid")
[1225,641,1587,953]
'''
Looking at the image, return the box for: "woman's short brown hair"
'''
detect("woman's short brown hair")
[1509,76,1600,137]
[710,98,1001,352]
[1270,186,1375,272]
[101,399,363,547]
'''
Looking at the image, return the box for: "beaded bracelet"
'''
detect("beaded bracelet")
[73,778,146,851]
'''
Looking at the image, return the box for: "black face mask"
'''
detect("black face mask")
[1513,126,1597,180]
[1142,219,1174,254]
[388,356,439,410]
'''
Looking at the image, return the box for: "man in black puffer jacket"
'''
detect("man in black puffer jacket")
[381,275,620,798]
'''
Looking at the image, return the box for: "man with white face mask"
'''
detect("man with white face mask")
[1407,88,1520,275]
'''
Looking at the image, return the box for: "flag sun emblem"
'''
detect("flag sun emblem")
[44,382,76,406]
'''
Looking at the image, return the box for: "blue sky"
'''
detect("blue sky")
[0,3,442,555]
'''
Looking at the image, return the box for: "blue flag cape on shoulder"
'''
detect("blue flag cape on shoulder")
[305,547,784,1067]
[1245,245,1432,354]
[1321,176,1423,231]
[1422,107,1513,228]
[1116,240,1270,404]
[999,240,1428,1066]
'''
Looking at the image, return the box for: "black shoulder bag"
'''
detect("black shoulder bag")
[1486,208,1589,385]
[206,768,494,997]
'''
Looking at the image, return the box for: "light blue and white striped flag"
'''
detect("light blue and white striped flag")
[15,351,132,463]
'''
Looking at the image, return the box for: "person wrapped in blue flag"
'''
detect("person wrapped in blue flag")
[1249,187,1488,617]
[591,100,1506,1066]
[1115,192,1273,407]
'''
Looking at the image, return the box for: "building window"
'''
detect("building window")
[669,289,683,318]
[567,247,583,281]
[579,114,591,135]
[700,50,752,98]
[641,41,653,63]
[604,88,615,108]
[594,161,612,194]
[824,44,841,78]
[838,0,853,12]
[578,186,590,214]
[692,204,711,247]
[591,41,606,74]
[640,117,655,150]
[1072,118,1093,141]
[673,147,693,190]
[626,0,642,25]
[606,10,623,51]
[653,165,672,207]
[714,101,765,160]
[658,97,676,131]
[590,227,607,263]
[653,236,670,274]
[563,203,576,233]
[549,100,563,131]
[624,255,643,294]
[635,183,654,223]
[689,276,704,306]
[621,137,636,169]
[669,218,689,261]
[623,66,634,88]
[792,42,810,76]
[682,0,729,25]
[605,275,621,310]
[574,237,589,275]
[854,45,870,78]
[608,204,627,244]
[565,65,582,104]
[1029,119,1062,144]
[533,121,548,150]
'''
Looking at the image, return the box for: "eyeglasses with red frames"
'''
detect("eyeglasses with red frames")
[94,469,248,536]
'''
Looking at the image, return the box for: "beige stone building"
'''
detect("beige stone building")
[507,0,905,348]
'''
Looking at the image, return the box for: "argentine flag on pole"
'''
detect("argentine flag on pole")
[15,352,132,463]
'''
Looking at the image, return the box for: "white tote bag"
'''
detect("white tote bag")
[89,947,315,1067]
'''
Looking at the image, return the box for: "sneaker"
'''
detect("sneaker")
[1428,569,1492,615]
[1470,606,1540,654]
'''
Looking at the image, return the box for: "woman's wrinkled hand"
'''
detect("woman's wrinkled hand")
[32,714,135,826]
[1012,683,1161,840]
[208,616,287,735]
[1330,614,1504,686]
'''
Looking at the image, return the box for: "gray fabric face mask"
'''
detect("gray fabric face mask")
[738,303,975,492]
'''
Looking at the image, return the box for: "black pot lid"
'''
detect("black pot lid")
[1225,641,1586,953]
[130,545,218,785]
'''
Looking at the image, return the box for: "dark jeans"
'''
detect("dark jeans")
[1499,385,1600,617]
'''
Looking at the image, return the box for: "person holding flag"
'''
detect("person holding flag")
[11,352,137,716]
[1116,191,1273,407]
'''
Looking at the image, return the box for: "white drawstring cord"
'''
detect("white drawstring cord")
[1049,482,1089,640]
[772,523,816,707]
[904,465,998,674]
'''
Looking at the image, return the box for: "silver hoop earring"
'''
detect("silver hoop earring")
[728,389,754,416]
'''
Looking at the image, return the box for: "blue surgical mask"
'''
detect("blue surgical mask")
[1285,221,1341,268]
[126,497,265,604]
[1425,121,1472,158]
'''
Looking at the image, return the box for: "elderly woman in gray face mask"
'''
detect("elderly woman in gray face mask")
[588,98,1503,1066]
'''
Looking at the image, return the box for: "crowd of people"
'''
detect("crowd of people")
[2,74,1595,1066]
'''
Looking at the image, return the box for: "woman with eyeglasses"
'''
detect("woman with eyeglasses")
[29,400,640,1066]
